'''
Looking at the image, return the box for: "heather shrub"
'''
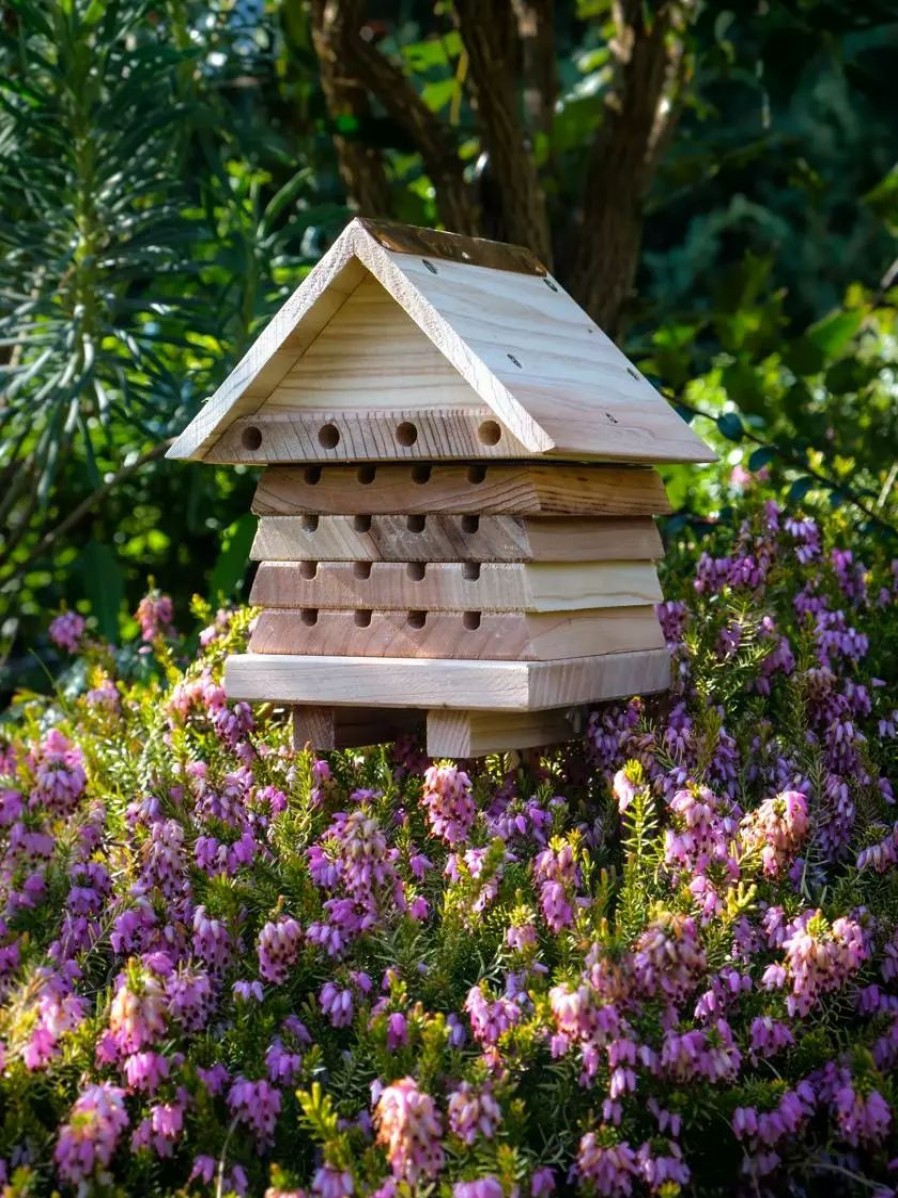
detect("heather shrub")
[1,500,897,1197]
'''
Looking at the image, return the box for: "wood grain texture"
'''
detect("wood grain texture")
[250,560,663,613]
[224,648,672,709]
[426,708,582,757]
[250,514,665,564]
[168,218,715,465]
[203,407,530,464]
[357,218,546,275]
[252,463,671,517]
[167,236,366,460]
[264,274,483,413]
[291,705,422,750]
[248,606,664,660]
[354,235,714,462]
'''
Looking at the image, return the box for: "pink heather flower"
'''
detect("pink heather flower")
[447,1081,502,1145]
[228,1076,282,1145]
[634,913,706,1001]
[109,971,167,1055]
[635,1139,691,1191]
[54,1083,129,1187]
[748,1016,795,1060]
[453,1180,503,1198]
[258,915,303,984]
[374,1077,444,1183]
[131,1101,184,1158]
[465,984,521,1045]
[741,790,809,876]
[312,1165,354,1198]
[266,1037,303,1085]
[28,730,86,817]
[834,1085,892,1146]
[386,1012,408,1050]
[135,591,174,641]
[165,966,215,1031]
[613,767,639,813]
[49,611,85,653]
[123,1050,170,1094]
[576,1130,638,1195]
[422,765,476,845]
[192,904,234,972]
[782,911,867,1015]
[531,1166,555,1197]
[233,979,264,1003]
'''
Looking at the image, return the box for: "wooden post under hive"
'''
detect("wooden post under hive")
[167,217,714,757]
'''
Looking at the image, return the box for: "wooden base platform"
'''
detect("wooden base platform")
[227,649,669,756]
[290,703,583,757]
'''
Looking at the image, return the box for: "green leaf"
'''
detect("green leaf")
[788,476,815,503]
[748,446,774,471]
[208,513,256,603]
[77,540,124,642]
[807,309,864,357]
[717,412,744,442]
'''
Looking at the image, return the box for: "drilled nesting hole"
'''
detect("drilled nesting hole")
[461,515,480,534]
[300,609,318,626]
[354,610,372,628]
[353,515,372,532]
[407,611,427,629]
[318,423,340,449]
[411,464,432,484]
[304,465,321,485]
[463,562,481,581]
[467,464,487,484]
[357,465,376,485]
[241,425,263,451]
[353,561,372,580]
[406,562,426,582]
[478,420,501,446]
[406,514,426,533]
[396,421,418,447]
[299,561,318,580]
[463,611,482,631]
[301,514,319,533]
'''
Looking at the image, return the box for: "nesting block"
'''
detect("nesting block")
[168,217,714,755]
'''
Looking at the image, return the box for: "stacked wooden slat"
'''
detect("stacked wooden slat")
[229,460,672,756]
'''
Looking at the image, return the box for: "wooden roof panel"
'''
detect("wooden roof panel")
[167,218,715,464]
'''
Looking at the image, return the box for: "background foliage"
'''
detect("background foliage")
[1,0,897,696]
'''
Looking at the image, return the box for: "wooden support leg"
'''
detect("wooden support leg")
[426,707,584,758]
[292,706,423,751]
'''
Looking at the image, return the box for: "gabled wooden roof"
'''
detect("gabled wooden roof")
[167,218,714,464]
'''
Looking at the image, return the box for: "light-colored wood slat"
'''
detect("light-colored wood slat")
[357,218,547,275]
[250,514,665,564]
[426,708,582,757]
[203,407,530,464]
[169,219,714,466]
[224,648,671,710]
[360,244,713,463]
[250,560,663,613]
[291,705,423,750]
[252,464,670,517]
[248,607,664,661]
[264,274,481,413]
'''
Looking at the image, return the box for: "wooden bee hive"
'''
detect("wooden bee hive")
[168,218,714,757]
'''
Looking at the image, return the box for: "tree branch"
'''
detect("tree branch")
[455,0,552,263]
[307,0,391,218]
[511,0,557,138]
[567,1,696,336]
[340,22,479,235]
